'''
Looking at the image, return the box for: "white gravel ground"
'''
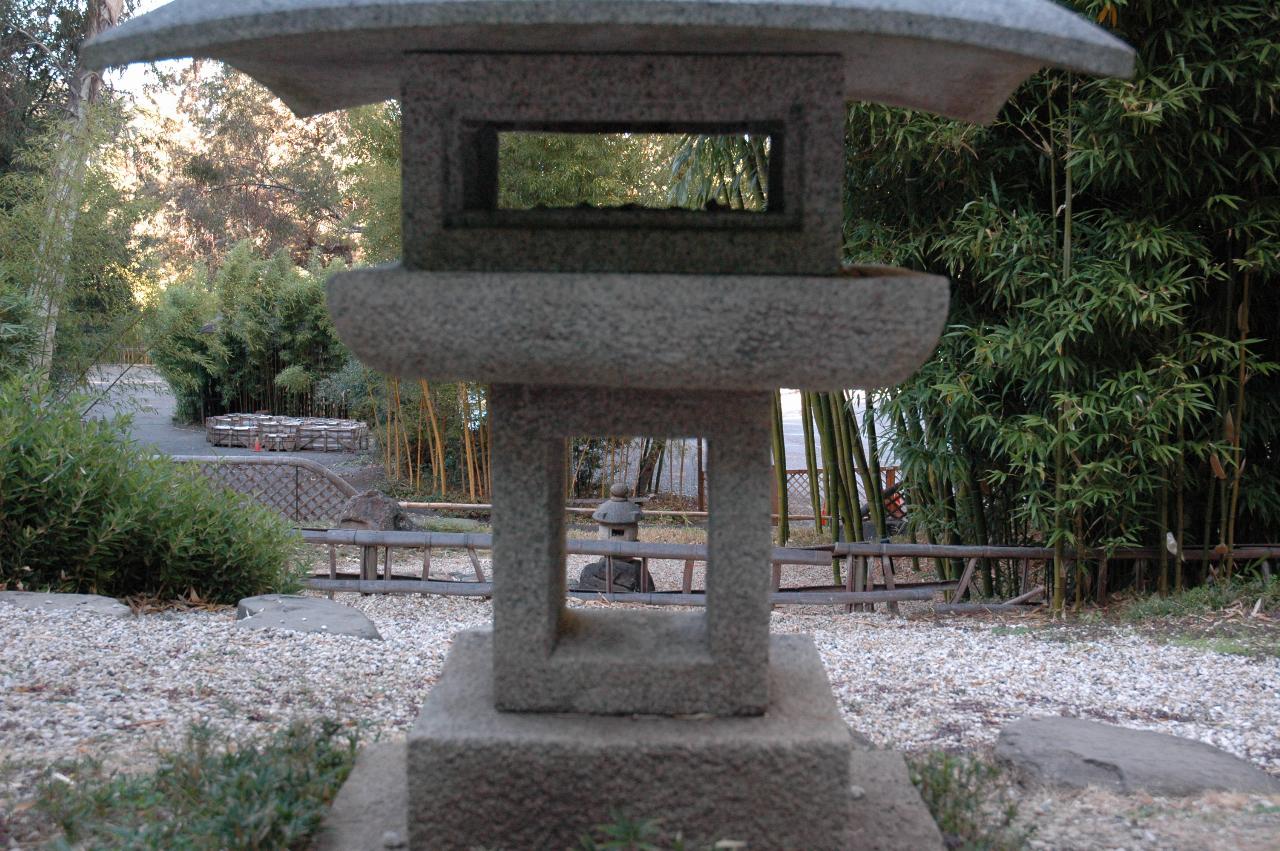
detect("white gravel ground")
[3,557,1279,849]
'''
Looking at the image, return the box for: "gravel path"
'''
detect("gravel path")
[3,582,1278,847]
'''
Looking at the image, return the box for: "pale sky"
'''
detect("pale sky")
[109,0,179,95]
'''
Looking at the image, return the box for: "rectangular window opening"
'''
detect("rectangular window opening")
[565,435,705,597]
[490,131,776,213]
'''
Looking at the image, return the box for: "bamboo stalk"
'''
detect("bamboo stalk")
[1157,479,1169,596]
[863,392,886,537]
[1225,270,1251,578]
[1175,420,1185,592]
[843,391,882,537]
[458,384,478,502]
[771,390,790,545]
[801,392,823,529]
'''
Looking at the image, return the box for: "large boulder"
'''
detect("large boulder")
[235,594,382,641]
[338,490,413,532]
[338,490,414,582]
[0,591,131,618]
[996,716,1280,796]
[573,558,645,593]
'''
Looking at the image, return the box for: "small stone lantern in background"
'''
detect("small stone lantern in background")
[87,3,1132,848]
[575,483,647,593]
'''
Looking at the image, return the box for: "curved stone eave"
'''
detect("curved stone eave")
[83,1,1135,122]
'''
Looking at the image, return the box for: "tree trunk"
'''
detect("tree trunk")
[29,0,125,378]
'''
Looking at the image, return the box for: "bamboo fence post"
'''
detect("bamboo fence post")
[880,551,898,614]
[327,544,337,600]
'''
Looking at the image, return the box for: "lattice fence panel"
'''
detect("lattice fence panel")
[782,468,905,520]
[294,466,357,527]
[786,470,819,512]
[178,458,355,528]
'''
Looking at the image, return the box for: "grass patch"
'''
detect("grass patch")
[36,721,356,850]
[908,752,1027,851]
[419,515,489,533]
[578,816,738,850]
[1121,575,1280,621]
[1170,635,1280,658]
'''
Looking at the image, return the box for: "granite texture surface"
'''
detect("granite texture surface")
[996,716,1280,796]
[401,53,843,275]
[0,591,131,618]
[235,594,383,640]
[403,631,915,851]
[83,1,1133,122]
[327,266,951,391]
[489,384,773,716]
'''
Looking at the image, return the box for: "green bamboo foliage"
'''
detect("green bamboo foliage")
[859,0,1279,609]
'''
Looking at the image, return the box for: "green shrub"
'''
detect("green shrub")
[1122,574,1280,621]
[0,375,300,602]
[36,721,356,850]
[0,288,38,377]
[145,241,350,423]
[908,752,1026,851]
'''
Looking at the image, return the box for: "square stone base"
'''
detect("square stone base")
[361,630,944,851]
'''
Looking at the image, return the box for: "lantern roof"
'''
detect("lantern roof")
[84,0,1132,123]
[593,484,644,526]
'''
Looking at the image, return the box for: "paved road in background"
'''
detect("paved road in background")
[86,365,366,470]
[86,368,888,495]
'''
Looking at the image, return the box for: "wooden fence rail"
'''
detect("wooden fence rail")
[298,529,949,607]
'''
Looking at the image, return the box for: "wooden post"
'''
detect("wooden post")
[864,556,876,613]
[1005,585,1045,605]
[328,544,337,600]
[683,559,695,594]
[950,558,979,603]
[844,556,856,613]
[881,552,898,614]
[467,546,486,582]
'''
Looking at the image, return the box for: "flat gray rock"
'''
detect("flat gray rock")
[996,716,1280,796]
[235,594,382,641]
[0,591,131,618]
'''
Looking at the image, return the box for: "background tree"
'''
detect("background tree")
[0,98,147,380]
[16,0,126,377]
[134,62,356,276]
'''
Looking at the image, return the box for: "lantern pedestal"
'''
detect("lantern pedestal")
[317,631,945,851]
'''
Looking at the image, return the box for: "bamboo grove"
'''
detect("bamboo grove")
[844,0,1280,609]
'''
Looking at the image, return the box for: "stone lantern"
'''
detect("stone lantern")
[575,483,646,593]
[593,483,643,542]
[87,3,1131,848]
